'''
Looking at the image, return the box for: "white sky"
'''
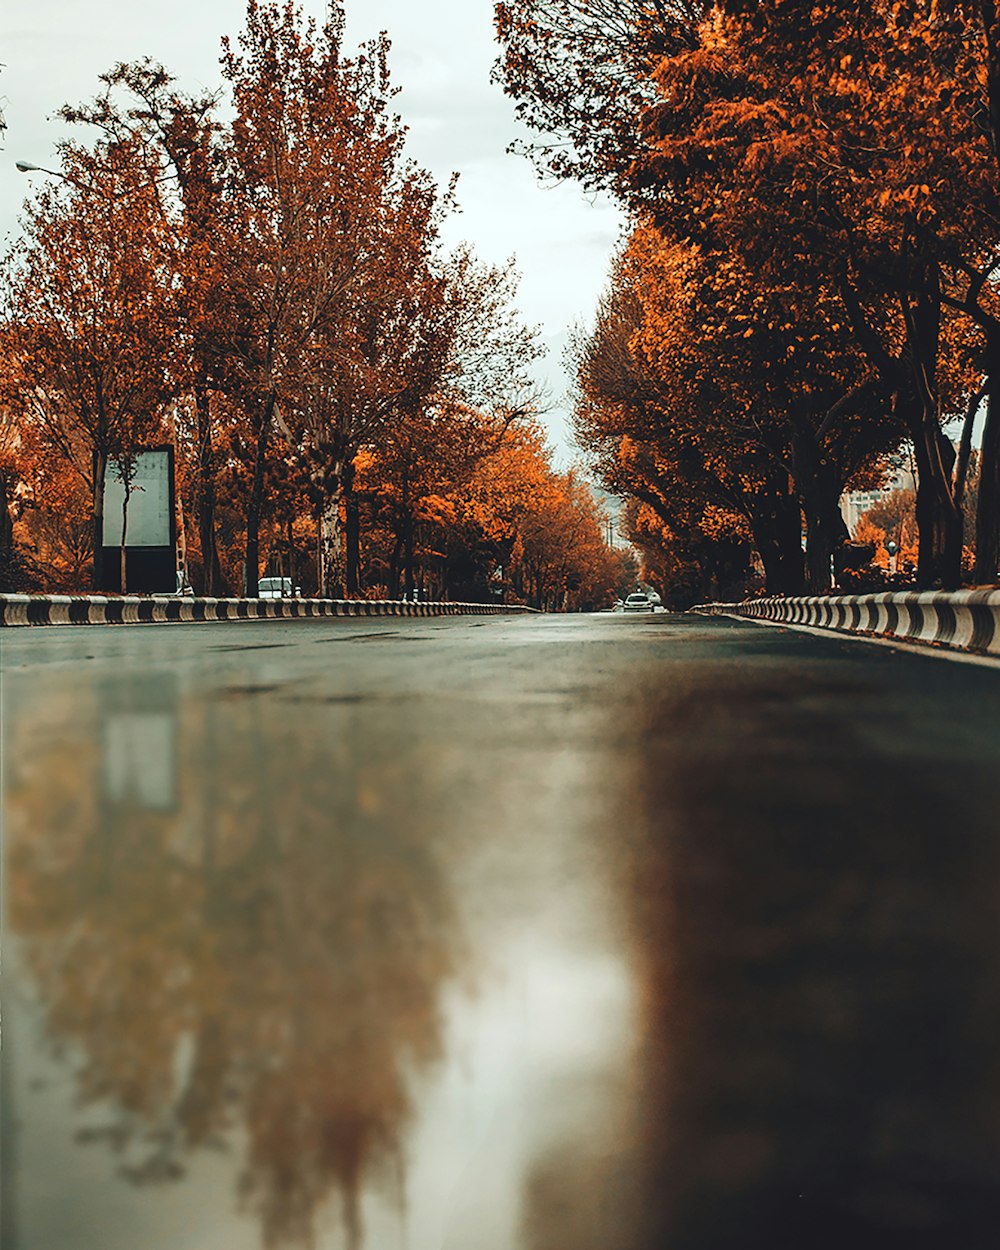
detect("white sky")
[1,0,624,462]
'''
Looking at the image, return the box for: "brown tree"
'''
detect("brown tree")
[3,137,177,590]
[61,61,233,593]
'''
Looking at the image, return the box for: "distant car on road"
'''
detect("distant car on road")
[623,593,654,613]
[257,577,299,599]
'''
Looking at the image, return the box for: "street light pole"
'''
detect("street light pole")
[16,161,58,175]
[16,160,105,198]
[16,159,177,199]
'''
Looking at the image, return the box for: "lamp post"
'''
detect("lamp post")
[16,159,176,199]
[16,160,101,198]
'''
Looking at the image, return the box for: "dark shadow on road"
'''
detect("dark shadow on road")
[617,642,1000,1249]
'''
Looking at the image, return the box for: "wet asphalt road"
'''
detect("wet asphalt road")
[3,611,1000,1250]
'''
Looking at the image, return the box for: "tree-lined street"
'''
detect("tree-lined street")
[5,1,1000,1246]
[4,613,1000,1248]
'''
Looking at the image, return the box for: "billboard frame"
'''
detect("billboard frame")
[97,444,177,593]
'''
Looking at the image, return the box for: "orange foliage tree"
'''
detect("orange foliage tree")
[497,0,1000,589]
[350,250,543,600]
[214,1,434,596]
[572,237,802,598]
[2,137,177,590]
[635,0,991,587]
[61,60,233,593]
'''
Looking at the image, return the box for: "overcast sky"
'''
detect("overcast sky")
[1,0,623,462]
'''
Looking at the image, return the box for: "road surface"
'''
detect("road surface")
[3,612,1000,1250]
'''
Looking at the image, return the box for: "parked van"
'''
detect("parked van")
[257,577,299,598]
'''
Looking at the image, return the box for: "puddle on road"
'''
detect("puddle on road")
[2,665,651,1250]
[7,647,1000,1250]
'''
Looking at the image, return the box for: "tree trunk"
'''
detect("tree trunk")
[92,450,107,591]
[0,470,18,593]
[803,499,849,593]
[318,484,345,599]
[908,411,962,589]
[120,477,130,595]
[403,520,415,600]
[788,426,850,593]
[315,501,323,596]
[965,5,1000,579]
[748,483,804,596]
[897,262,963,588]
[244,391,276,597]
[975,379,1000,583]
[0,470,14,552]
[345,476,360,596]
[953,385,985,509]
[195,382,226,596]
[388,530,404,599]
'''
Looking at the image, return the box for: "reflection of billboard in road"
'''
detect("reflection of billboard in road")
[103,450,172,547]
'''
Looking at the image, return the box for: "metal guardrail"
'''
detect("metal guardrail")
[0,594,537,627]
[692,590,1000,658]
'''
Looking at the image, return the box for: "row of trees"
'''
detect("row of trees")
[496,0,1000,598]
[0,1,626,610]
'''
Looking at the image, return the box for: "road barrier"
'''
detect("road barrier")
[0,594,536,627]
[692,590,1000,658]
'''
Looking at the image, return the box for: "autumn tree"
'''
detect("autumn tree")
[619,228,881,590]
[634,0,993,585]
[861,488,920,573]
[429,418,623,609]
[499,0,1000,589]
[59,61,232,593]
[211,2,538,601]
[357,402,495,598]
[573,236,807,595]
[3,137,177,590]
[358,412,621,608]
[946,0,1000,579]
[284,173,456,598]
[1,0,545,602]
[515,465,627,609]
[355,250,543,598]
[494,0,705,194]
[0,353,49,591]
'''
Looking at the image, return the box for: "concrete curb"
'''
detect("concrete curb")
[0,594,537,627]
[691,590,1000,658]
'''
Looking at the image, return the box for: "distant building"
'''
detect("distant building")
[840,459,916,536]
[592,486,630,548]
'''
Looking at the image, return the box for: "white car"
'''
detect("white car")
[257,577,299,599]
[623,593,654,613]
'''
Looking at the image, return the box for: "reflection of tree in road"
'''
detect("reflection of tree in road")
[6,673,457,1249]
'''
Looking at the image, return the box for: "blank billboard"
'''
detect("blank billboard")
[103,450,172,547]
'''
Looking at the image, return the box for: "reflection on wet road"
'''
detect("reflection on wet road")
[3,613,1000,1249]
